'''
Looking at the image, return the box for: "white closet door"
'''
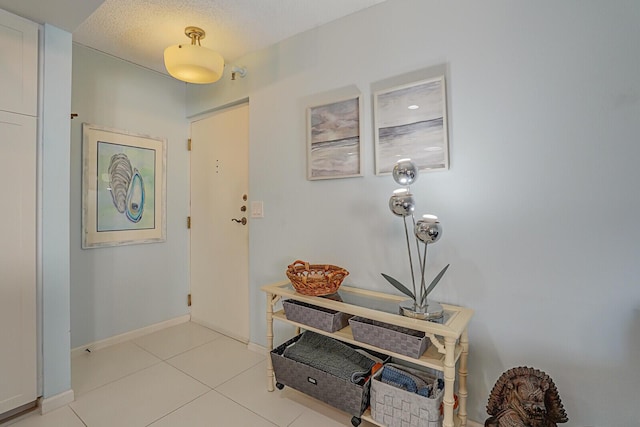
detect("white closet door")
[0,8,38,116]
[0,111,37,414]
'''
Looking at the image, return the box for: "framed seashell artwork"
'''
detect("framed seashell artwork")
[82,123,167,248]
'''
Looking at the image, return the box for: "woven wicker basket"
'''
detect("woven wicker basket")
[285,260,349,296]
[370,363,444,427]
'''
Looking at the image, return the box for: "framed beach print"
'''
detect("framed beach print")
[307,94,363,180]
[374,76,449,175]
[82,123,167,248]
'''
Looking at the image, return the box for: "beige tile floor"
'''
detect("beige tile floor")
[3,322,375,427]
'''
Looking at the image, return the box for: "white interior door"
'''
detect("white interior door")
[0,111,37,415]
[190,103,250,342]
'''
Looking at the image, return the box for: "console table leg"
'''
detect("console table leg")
[443,336,456,427]
[458,328,469,427]
[266,292,275,392]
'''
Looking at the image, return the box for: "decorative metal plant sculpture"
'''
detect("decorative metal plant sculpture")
[382,159,449,320]
[485,367,568,427]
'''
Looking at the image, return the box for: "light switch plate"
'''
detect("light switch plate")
[251,201,264,218]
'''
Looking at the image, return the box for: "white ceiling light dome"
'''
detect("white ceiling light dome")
[164,26,224,84]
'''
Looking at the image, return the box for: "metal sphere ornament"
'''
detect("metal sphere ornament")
[392,158,419,186]
[382,158,449,321]
[415,215,442,244]
[389,189,415,217]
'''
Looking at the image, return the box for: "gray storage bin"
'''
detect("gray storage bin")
[283,299,352,333]
[370,362,444,427]
[349,316,429,359]
[270,334,389,425]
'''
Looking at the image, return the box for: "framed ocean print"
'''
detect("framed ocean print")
[374,76,449,175]
[82,123,167,248]
[307,94,363,180]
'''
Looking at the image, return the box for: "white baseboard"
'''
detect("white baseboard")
[71,314,191,358]
[467,420,482,427]
[247,341,267,356]
[190,317,249,344]
[38,389,74,414]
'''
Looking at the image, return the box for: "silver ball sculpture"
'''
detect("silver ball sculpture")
[415,216,442,244]
[384,159,445,320]
[392,158,419,186]
[388,190,415,217]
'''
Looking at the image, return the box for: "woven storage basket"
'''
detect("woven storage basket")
[370,363,444,427]
[271,334,389,419]
[285,260,349,296]
[283,299,352,332]
[349,316,429,359]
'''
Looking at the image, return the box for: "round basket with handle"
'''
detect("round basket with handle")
[285,260,349,296]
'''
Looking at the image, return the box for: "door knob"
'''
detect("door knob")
[231,217,247,225]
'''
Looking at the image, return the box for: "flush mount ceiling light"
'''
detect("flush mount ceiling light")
[164,26,224,84]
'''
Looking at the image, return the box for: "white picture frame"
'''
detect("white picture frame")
[374,76,449,175]
[82,123,167,248]
[307,94,364,180]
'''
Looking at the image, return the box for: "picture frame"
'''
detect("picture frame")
[374,76,449,175]
[82,123,167,248]
[307,94,363,180]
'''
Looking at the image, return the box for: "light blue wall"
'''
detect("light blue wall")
[69,44,190,348]
[41,23,72,399]
[187,1,640,425]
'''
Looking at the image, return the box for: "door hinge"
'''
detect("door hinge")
[187,293,192,307]
[187,138,192,151]
[187,216,191,229]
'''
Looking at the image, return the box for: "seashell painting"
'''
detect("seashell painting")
[108,153,133,214]
[84,124,165,248]
[125,169,145,223]
[106,153,145,224]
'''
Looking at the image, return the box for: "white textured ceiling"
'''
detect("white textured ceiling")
[0,0,104,32]
[0,0,387,77]
[72,0,388,76]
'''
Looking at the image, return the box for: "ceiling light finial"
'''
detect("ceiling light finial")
[164,26,224,84]
[185,26,205,46]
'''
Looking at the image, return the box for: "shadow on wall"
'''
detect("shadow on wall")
[631,306,640,356]
[470,307,640,425]
[186,29,322,118]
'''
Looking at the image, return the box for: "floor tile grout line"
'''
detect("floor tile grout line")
[142,387,211,427]
[133,331,224,361]
[72,356,165,398]
[212,357,266,390]
[68,405,89,427]
[287,410,306,427]
[156,356,276,425]
[74,358,198,403]
[206,389,279,427]
[9,322,346,427]
[209,361,315,427]
[160,335,264,381]
[71,322,333,427]
[71,361,214,426]
[72,326,231,400]
[161,334,224,361]
[133,359,276,426]
[131,340,169,360]
[161,359,220,391]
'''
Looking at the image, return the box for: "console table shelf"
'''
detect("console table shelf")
[262,280,473,427]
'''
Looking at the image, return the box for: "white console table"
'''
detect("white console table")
[262,280,473,427]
